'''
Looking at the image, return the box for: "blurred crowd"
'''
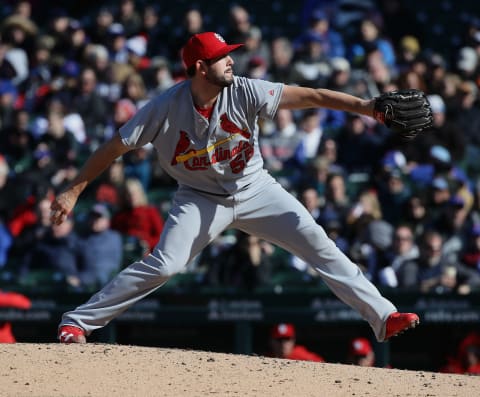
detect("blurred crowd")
[1,0,480,295]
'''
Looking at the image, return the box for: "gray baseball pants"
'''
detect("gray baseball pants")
[60,173,396,341]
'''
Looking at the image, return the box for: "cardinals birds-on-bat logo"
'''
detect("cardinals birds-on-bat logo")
[170,114,254,173]
[171,131,191,166]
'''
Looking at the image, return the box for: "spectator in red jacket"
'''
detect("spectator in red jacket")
[7,184,54,237]
[111,177,164,252]
[0,291,31,343]
[267,323,325,362]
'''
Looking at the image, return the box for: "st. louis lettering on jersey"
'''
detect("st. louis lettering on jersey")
[171,113,254,173]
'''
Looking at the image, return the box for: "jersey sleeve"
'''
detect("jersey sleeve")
[240,77,284,120]
[119,96,167,148]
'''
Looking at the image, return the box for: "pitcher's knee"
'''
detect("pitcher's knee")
[144,251,185,278]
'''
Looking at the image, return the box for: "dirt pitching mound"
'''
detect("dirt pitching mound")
[0,343,476,396]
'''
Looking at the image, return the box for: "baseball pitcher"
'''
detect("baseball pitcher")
[53,32,432,344]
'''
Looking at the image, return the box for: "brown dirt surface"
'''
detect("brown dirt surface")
[0,343,477,396]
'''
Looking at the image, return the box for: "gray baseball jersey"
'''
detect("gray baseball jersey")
[119,76,281,195]
[60,76,397,342]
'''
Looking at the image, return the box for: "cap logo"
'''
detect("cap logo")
[182,32,244,69]
[353,340,363,350]
[214,33,226,43]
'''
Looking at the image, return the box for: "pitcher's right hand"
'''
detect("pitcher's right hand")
[50,189,79,225]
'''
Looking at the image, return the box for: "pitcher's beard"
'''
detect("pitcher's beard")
[206,70,234,88]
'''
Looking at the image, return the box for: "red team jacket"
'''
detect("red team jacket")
[0,292,31,343]
[111,205,164,252]
[286,345,325,362]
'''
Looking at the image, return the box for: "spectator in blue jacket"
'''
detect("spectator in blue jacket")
[78,203,123,289]
[21,212,82,287]
[349,18,396,69]
[294,9,346,59]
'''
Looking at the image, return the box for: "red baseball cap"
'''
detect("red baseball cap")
[271,323,296,339]
[350,337,373,356]
[182,32,244,69]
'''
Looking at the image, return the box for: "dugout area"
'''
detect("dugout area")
[2,288,479,372]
